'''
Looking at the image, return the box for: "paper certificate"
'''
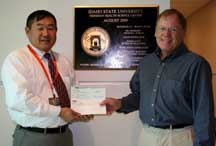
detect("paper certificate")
[71,86,106,115]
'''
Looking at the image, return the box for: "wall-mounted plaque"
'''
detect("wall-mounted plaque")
[74,6,159,69]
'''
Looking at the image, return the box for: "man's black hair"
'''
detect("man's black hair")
[26,10,57,28]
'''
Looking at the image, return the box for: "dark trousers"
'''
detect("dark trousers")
[13,125,73,146]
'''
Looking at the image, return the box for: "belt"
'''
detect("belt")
[18,125,68,134]
[151,124,191,129]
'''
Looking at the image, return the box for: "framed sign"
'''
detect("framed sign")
[74,6,159,70]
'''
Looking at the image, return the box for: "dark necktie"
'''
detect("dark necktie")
[44,53,70,107]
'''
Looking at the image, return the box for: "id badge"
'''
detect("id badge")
[49,97,60,106]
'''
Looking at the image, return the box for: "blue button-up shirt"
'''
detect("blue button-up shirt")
[119,43,215,146]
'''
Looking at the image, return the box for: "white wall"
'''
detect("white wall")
[0,0,169,146]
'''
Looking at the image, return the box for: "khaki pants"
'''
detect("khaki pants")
[138,124,193,146]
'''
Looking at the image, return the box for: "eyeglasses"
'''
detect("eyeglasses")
[157,26,177,33]
[36,24,57,31]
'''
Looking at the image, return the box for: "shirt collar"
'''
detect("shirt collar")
[28,44,52,59]
[155,43,189,61]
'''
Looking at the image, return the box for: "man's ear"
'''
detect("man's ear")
[154,27,158,38]
[25,27,30,36]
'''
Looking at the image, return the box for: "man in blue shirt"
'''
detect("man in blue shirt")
[102,9,215,146]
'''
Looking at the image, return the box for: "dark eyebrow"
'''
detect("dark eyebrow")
[36,23,56,27]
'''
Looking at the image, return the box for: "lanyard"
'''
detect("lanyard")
[27,44,58,96]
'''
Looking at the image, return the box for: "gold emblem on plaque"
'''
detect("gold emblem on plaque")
[81,26,110,57]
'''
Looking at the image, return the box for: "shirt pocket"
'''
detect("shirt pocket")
[160,79,189,105]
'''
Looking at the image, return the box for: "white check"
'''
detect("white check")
[71,86,106,115]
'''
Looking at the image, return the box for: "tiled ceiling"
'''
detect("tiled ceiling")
[171,0,212,17]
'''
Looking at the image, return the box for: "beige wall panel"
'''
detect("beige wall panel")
[185,0,216,73]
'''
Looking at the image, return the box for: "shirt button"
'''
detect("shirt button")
[151,118,154,121]
[157,75,160,78]
[153,89,157,92]
[151,104,154,107]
